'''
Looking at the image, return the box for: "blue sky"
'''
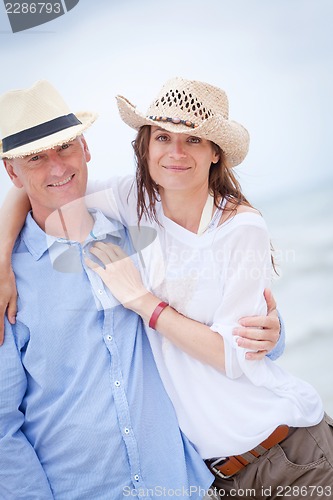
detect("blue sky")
[0,0,332,203]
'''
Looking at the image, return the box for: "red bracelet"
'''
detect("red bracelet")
[149,301,168,329]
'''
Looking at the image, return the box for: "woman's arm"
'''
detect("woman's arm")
[86,241,226,371]
[86,239,279,372]
[0,187,31,345]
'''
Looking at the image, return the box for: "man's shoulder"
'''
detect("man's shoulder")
[13,212,43,256]
[13,217,30,254]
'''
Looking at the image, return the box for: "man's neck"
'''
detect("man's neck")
[34,200,95,243]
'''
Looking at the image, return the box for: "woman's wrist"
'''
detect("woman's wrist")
[127,291,162,324]
[149,301,169,329]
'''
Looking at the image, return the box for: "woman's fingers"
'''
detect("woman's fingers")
[7,295,17,325]
[89,246,111,266]
[93,242,128,261]
[0,268,18,345]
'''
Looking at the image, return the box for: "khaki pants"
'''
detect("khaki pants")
[205,414,333,500]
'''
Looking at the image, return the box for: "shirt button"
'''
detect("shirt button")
[124,427,130,435]
[98,289,103,295]
[82,249,86,255]
[114,381,121,387]
[134,474,140,481]
[106,335,113,341]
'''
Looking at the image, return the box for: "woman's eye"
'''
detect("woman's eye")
[188,137,200,144]
[156,135,168,142]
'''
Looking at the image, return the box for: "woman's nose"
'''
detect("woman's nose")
[168,139,186,158]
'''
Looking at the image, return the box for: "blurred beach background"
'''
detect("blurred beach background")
[262,184,333,414]
[0,0,332,413]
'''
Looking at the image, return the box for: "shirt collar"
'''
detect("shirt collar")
[20,209,123,261]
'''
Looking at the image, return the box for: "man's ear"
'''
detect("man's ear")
[3,159,24,188]
[80,136,91,163]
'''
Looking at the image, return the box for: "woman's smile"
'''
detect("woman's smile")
[162,165,191,172]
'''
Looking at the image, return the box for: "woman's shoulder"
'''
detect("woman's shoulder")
[214,202,270,255]
[210,200,269,250]
[233,203,260,216]
[218,199,263,227]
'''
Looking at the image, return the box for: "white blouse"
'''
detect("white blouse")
[86,175,324,459]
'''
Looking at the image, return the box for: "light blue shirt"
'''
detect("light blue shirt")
[0,210,213,499]
[267,315,285,360]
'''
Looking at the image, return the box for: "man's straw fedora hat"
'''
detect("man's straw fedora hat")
[0,80,97,159]
[116,77,249,168]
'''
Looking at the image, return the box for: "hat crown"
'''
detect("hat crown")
[0,80,71,139]
[0,80,97,159]
[147,77,229,126]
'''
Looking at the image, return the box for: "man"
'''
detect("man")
[0,80,214,499]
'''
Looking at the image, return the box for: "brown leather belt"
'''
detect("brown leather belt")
[205,425,290,479]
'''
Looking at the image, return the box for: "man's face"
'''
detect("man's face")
[4,136,91,225]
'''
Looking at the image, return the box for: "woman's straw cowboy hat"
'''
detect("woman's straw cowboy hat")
[116,77,249,168]
[0,80,97,159]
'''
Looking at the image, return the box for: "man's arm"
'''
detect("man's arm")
[0,320,54,498]
[0,187,30,344]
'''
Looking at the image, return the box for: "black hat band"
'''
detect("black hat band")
[2,113,82,153]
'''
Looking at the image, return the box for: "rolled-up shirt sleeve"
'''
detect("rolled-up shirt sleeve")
[210,221,272,379]
[0,320,53,499]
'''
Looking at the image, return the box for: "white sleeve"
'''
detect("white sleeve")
[210,222,272,379]
[85,175,137,226]
[86,176,165,291]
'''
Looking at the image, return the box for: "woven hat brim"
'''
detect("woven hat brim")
[116,96,249,168]
[0,111,97,159]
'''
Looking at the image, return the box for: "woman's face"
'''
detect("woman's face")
[148,126,220,194]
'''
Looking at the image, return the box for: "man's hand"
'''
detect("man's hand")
[0,265,17,345]
[233,289,280,360]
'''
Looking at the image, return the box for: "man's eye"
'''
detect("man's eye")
[29,155,40,162]
[61,143,70,150]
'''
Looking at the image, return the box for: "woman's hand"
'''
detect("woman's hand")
[0,264,17,345]
[233,289,280,360]
[85,242,149,308]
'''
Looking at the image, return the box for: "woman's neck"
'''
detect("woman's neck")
[160,186,212,233]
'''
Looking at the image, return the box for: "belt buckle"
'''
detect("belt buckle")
[209,457,233,479]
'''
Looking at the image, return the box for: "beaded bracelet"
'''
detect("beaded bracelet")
[149,301,168,329]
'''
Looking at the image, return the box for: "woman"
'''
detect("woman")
[83,77,333,497]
